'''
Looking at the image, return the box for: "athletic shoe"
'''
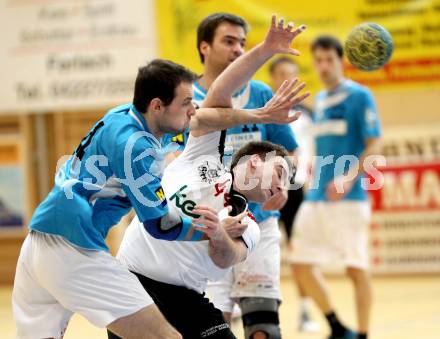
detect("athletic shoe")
[327,328,357,339]
[298,311,320,333]
[299,319,320,332]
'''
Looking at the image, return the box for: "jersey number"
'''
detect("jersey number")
[74,121,105,160]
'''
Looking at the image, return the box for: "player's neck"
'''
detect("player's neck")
[230,169,248,200]
[325,76,345,91]
[198,66,225,90]
[143,112,163,140]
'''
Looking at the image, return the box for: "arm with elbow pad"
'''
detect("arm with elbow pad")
[143,207,205,241]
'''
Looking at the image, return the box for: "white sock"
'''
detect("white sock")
[300,297,312,314]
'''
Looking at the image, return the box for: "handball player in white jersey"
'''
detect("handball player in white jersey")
[188,14,303,339]
[112,16,308,339]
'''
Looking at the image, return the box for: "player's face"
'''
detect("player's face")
[270,62,299,91]
[161,82,196,134]
[313,48,343,86]
[203,22,246,71]
[247,155,289,203]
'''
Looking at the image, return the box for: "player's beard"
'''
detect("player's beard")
[158,118,188,135]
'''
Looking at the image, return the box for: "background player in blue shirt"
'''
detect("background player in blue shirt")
[12,30,304,339]
[190,13,300,339]
[290,36,382,339]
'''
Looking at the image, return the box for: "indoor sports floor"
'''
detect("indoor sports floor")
[2,275,440,339]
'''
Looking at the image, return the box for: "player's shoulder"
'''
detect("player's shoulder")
[105,104,158,150]
[315,89,327,101]
[103,103,132,126]
[345,79,373,99]
[192,81,207,102]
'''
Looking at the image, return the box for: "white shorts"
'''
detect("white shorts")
[289,201,371,270]
[207,217,281,313]
[12,231,153,339]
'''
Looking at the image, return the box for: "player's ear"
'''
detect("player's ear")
[149,98,163,114]
[248,154,262,173]
[200,41,210,60]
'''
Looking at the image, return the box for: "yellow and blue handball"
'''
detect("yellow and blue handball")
[345,23,393,71]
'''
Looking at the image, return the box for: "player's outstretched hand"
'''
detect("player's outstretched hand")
[261,15,306,57]
[221,210,248,239]
[259,78,310,124]
[192,205,225,241]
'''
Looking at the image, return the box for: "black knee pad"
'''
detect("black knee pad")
[238,297,282,339]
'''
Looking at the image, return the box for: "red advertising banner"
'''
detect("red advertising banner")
[368,162,440,273]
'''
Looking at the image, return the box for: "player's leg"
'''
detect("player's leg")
[342,202,373,338]
[231,217,283,338]
[25,231,179,339]
[292,264,332,314]
[129,273,236,339]
[238,297,281,339]
[107,304,181,339]
[346,267,372,336]
[290,202,355,338]
[285,189,319,332]
[12,233,73,339]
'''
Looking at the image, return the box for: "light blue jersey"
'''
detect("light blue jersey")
[192,80,298,223]
[307,80,382,201]
[29,104,172,251]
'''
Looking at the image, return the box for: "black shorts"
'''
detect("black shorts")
[108,272,236,339]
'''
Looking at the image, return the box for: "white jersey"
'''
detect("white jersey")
[117,131,260,294]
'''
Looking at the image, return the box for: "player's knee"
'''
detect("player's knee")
[239,297,281,339]
[346,267,368,282]
[251,330,268,339]
[246,324,281,339]
[292,263,311,280]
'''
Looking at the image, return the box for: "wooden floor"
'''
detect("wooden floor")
[2,275,440,339]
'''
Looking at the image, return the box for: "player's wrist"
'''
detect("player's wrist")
[255,107,271,124]
[257,42,276,60]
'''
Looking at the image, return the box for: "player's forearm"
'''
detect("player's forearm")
[190,107,264,134]
[143,213,206,241]
[203,43,273,108]
[348,137,383,178]
[208,236,247,269]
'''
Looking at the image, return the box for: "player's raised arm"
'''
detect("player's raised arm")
[204,15,306,108]
[189,15,308,135]
[189,79,309,136]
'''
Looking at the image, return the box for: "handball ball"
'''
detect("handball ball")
[345,23,393,71]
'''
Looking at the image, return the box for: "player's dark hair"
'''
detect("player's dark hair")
[269,56,299,74]
[133,59,197,113]
[230,141,293,175]
[311,35,344,58]
[197,13,249,63]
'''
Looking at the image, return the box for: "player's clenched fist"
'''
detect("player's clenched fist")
[192,205,226,241]
[221,210,248,239]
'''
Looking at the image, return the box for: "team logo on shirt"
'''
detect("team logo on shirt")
[171,133,185,146]
[366,108,377,128]
[170,185,199,218]
[198,161,224,184]
[155,187,166,202]
[214,179,231,197]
